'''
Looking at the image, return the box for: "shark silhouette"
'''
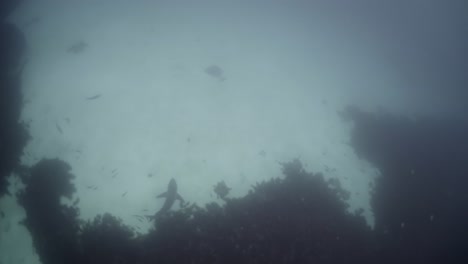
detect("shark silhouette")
[146,178,184,221]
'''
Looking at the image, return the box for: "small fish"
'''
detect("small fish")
[111,169,117,173]
[56,123,63,134]
[64,117,71,124]
[86,94,101,100]
[23,16,41,28]
[3,220,11,232]
[0,211,4,218]
[122,192,127,197]
[73,198,80,206]
[204,65,226,81]
[67,41,88,54]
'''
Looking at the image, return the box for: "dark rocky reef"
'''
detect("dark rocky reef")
[79,213,139,264]
[142,159,375,263]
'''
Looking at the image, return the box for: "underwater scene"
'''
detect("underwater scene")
[0,1,467,263]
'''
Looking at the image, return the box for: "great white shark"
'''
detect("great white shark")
[146,178,184,221]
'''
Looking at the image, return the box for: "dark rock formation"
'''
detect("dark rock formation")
[0,9,30,197]
[343,106,468,263]
[17,159,81,264]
